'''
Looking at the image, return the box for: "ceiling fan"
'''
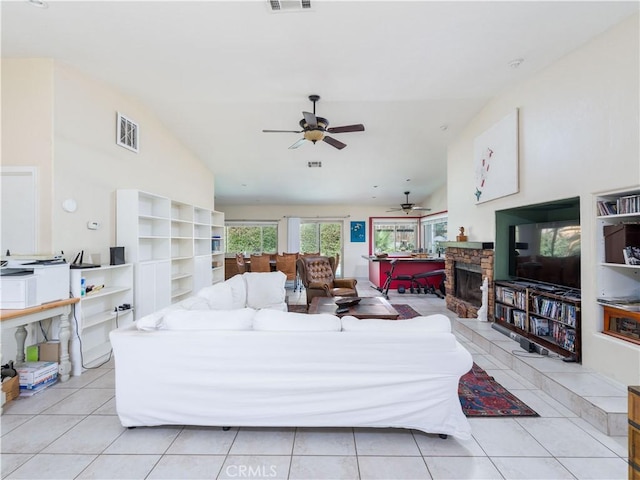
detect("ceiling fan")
[387,191,432,215]
[262,95,365,150]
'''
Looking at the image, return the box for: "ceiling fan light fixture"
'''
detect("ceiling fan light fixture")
[304,130,324,142]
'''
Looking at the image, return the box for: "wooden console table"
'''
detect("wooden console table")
[0,297,79,382]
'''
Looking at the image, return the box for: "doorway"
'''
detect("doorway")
[300,221,343,276]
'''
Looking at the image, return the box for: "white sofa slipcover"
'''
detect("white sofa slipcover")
[110,309,473,440]
[135,271,288,331]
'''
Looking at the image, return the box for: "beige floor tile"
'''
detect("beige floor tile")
[289,455,359,480]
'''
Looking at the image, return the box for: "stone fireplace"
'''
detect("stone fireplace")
[443,243,494,319]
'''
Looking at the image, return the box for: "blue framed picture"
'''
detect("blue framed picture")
[350,221,365,242]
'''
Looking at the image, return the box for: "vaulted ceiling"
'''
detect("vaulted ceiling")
[3,1,637,209]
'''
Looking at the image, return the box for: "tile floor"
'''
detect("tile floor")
[0,282,629,479]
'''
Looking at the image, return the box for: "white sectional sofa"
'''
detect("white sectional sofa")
[110,271,473,440]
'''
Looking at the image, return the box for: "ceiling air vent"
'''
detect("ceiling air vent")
[308,161,322,168]
[268,0,311,12]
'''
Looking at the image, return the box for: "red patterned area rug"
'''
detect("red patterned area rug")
[460,363,538,417]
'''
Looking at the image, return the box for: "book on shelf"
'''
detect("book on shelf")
[513,310,526,329]
[623,246,640,265]
[597,200,617,216]
[530,317,550,336]
[617,194,640,215]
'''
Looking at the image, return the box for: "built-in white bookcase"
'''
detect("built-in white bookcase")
[595,187,640,342]
[69,264,133,374]
[211,210,225,285]
[116,189,224,320]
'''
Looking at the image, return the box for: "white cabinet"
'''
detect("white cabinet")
[69,264,133,374]
[116,190,224,318]
[135,261,171,319]
[595,188,640,339]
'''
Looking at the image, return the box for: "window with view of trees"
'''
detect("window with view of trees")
[225,223,278,254]
[371,214,448,255]
[300,221,342,274]
[373,220,417,254]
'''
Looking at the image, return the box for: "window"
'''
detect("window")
[421,213,448,255]
[225,222,278,254]
[372,219,417,255]
[371,214,448,256]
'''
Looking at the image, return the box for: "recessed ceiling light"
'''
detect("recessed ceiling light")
[27,0,48,8]
[508,58,524,69]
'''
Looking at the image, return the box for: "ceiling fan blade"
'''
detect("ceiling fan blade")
[412,206,432,211]
[327,124,365,134]
[263,129,303,133]
[288,138,307,149]
[302,111,317,128]
[323,136,347,150]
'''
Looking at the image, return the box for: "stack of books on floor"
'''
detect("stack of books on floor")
[16,361,58,396]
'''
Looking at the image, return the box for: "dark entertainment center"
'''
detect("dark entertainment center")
[493,197,581,361]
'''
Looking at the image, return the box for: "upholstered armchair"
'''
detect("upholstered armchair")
[296,256,358,307]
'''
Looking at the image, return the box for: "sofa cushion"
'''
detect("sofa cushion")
[162,308,255,330]
[253,308,341,331]
[135,303,186,331]
[225,274,248,309]
[196,282,234,310]
[177,296,211,310]
[341,314,452,333]
[244,271,287,310]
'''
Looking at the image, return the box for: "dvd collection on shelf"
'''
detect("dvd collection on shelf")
[494,281,580,358]
[597,193,640,215]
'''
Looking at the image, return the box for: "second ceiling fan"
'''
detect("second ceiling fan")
[387,191,432,215]
[263,95,365,150]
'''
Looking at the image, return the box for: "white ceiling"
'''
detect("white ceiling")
[2,0,638,209]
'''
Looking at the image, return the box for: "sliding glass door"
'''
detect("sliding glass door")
[300,221,343,275]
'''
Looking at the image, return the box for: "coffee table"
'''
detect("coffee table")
[308,296,400,320]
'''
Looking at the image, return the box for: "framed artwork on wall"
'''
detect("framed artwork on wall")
[350,221,365,242]
[474,109,519,204]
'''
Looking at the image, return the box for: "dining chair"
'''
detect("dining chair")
[275,253,297,286]
[249,254,271,272]
[235,253,246,274]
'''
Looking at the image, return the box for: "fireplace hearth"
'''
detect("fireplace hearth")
[444,244,494,319]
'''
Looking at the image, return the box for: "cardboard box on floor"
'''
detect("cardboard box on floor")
[25,341,60,362]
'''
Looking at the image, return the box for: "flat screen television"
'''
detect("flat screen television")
[508,219,581,290]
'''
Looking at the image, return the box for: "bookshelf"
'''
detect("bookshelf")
[595,188,640,344]
[494,280,581,360]
[116,189,224,320]
[69,264,133,373]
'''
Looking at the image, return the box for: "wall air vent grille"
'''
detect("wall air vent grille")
[308,161,322,168]
[116,112,139,153]
[268,0,311,12]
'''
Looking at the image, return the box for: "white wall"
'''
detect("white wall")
[1,59,55,252]
[1,60,216,363]
[447,15,640,384]
[51,63,215,264]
